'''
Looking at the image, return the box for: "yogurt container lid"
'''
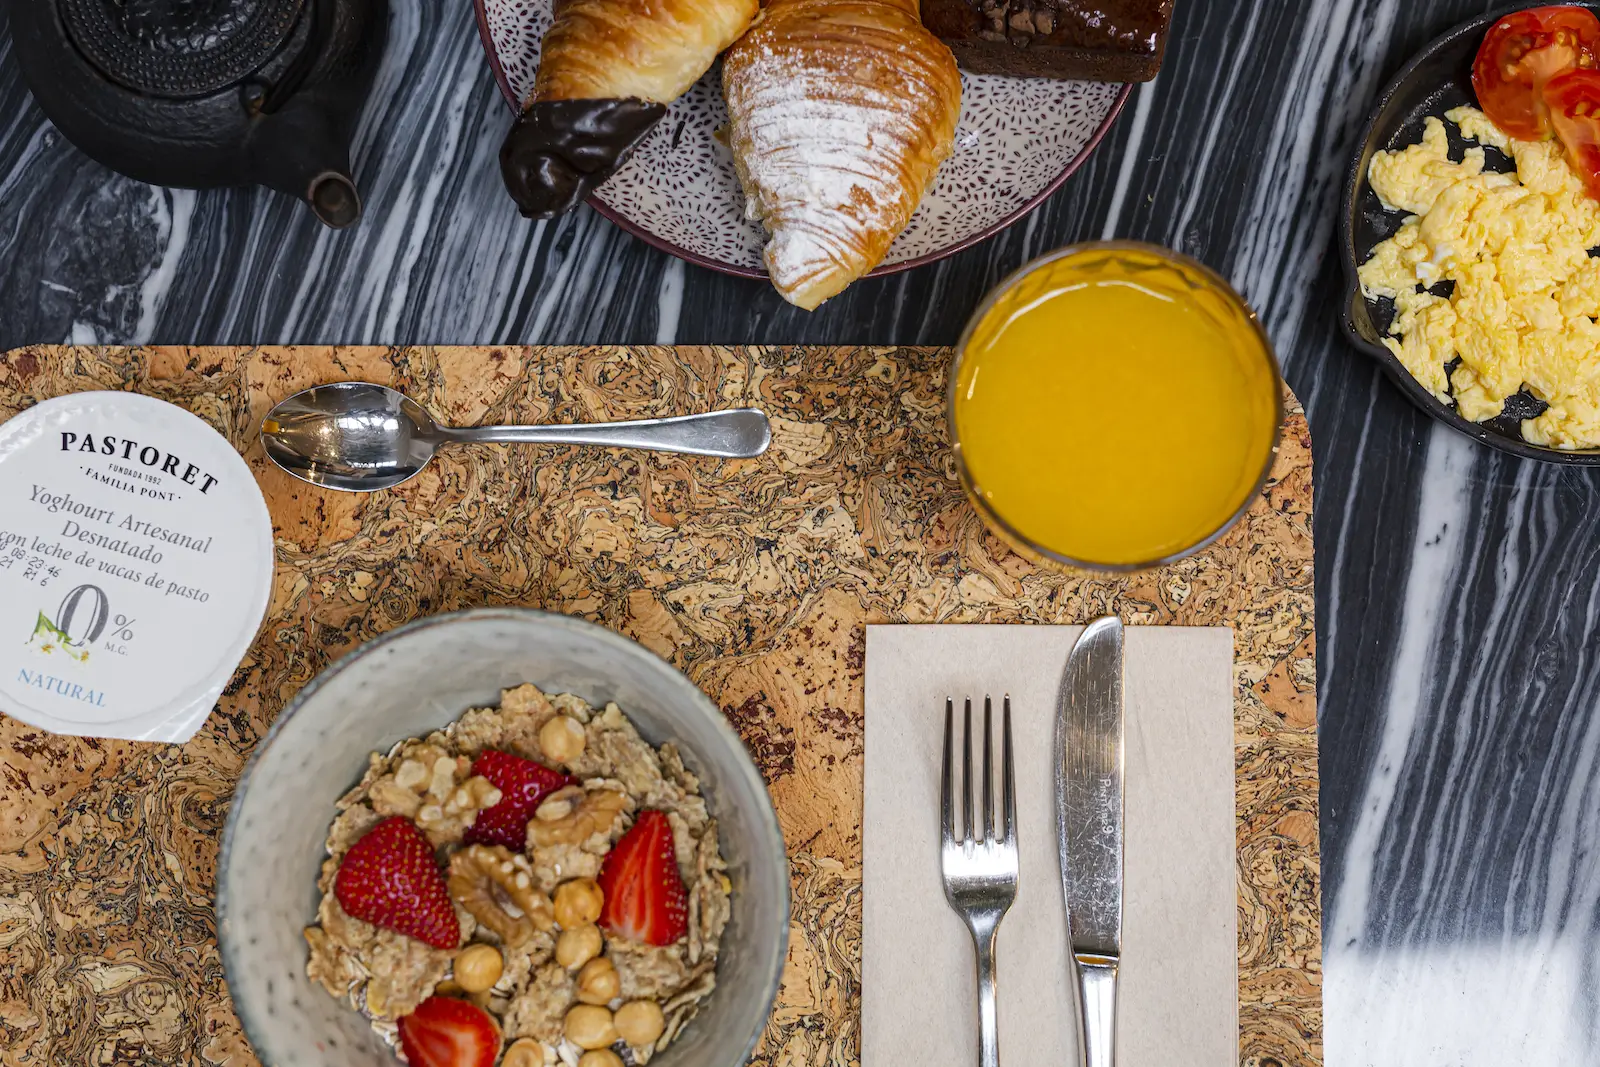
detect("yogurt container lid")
[0,392,274,742]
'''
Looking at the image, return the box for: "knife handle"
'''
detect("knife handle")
[1074,954,1118,1067]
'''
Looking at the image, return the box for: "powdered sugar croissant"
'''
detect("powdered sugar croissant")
[501,0,759,219]
[722,0,961,309]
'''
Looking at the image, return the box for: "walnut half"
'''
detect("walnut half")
[528,786,631,850]
[367,743,502,844]
[418,774,502,841]
[449,845,554,946]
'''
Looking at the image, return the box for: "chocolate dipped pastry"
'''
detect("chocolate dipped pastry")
[920,0,1173,82]
[500,0,759,218]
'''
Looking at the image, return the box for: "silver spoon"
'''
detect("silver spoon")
[261,381,772,492]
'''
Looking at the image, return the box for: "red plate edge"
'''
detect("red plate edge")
[472,0,1135,282]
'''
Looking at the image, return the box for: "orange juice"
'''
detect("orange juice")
[950,243,1280,569]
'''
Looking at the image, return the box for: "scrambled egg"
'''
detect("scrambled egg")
[1358,106,1600,448]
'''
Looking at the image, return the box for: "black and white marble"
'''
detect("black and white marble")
[0,1,1596,1062]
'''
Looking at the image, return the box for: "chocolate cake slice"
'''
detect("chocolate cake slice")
[922,0,1173,82]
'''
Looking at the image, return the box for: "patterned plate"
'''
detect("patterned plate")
[474,0,1130,278]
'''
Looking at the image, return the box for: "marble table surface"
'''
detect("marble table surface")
[0,0,1592,1064]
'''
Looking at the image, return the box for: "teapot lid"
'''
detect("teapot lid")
[59,0,306,98]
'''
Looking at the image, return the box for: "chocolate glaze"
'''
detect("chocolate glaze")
[499,98,666,219]
[922,0,1173,82]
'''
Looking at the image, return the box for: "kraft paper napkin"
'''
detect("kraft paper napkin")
[863,625,1237,1066]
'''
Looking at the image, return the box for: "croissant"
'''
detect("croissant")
[501,0,759,218]
[722,0,961,309]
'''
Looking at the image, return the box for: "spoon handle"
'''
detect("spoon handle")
[441,409,771,459]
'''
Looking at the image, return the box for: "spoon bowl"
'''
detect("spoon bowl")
[262,383,438,490]
[261,382,772,491]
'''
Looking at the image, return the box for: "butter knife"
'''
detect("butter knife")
[1056,617,1126,1067]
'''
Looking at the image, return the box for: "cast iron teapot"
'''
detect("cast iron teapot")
[8,0,387,228]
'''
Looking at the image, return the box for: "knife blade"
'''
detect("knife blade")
[1056,616,1125,1067]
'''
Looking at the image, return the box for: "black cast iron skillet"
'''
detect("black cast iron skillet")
[1340,2,1600,464]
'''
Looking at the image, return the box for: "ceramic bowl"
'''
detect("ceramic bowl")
[1339,2,1600,464]
[473,0,1130,278]
[217,608,789,1067]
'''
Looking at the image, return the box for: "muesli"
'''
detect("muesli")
[303,683,731,1067]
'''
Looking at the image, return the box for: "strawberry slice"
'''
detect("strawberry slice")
[463,749,576,850]
[598,810,689,946]
[398,995,501,1067]
[333,817,460,950]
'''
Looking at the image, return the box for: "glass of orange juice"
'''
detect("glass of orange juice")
[949,241,1282,572]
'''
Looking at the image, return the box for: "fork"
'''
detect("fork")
[941,695,1019,1067]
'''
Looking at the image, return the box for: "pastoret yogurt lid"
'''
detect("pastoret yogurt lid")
[0,392,274,742]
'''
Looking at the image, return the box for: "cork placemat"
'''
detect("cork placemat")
[0,345,1319,1067]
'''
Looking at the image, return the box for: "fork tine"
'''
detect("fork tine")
[982,695,995,842]
[941,698,954,846]
[1001,694,1016,846]
[962,697,974,844]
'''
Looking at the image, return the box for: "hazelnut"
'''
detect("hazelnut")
[556,923,604,969]
[452,943,504,994]
[578,1051,624,1067]
[576,956,621,1005]
[614,999,666,1047]
[564,1004,619,1050]
[554,878,604,929]
[540,714,587,764]
[502,1038,545,1067]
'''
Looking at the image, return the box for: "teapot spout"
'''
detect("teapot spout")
[249,94,363,228]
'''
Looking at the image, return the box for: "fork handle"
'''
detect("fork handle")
[1074,954,1118,1067]
[974,923,1000,1067]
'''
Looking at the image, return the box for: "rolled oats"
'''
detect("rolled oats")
[307,894,453,1019]
[505,961,579,1044]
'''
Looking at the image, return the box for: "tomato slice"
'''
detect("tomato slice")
[1473,6,1600,140]
[1545,69,1600,198]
